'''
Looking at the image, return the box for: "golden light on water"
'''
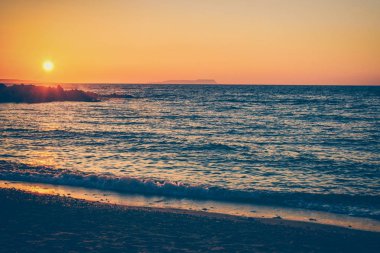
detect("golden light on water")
[42,60,54,72]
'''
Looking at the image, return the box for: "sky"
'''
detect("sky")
[0,0,379,85]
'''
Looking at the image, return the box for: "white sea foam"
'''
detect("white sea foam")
[1,160,379,220]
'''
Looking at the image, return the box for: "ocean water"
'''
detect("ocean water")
[1,85,379,219]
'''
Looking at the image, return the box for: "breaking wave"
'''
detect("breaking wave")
[0,160,379,220]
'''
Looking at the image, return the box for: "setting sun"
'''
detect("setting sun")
[42,60,54,72]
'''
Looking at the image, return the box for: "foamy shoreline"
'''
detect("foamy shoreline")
[1,160,379,221]
[1,179,379,233]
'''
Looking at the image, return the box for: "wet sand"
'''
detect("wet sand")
[1,180,379,232]
[1,188,379,252]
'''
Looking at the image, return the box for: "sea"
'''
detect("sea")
[0,84,379,220]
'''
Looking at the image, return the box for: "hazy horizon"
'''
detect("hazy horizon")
[1,78,379,86]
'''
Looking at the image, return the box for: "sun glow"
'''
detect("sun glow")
[42,60,54,72]
[1,1,379,84]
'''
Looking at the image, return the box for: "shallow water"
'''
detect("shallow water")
[0,85,379,218]
[2,180,379,232]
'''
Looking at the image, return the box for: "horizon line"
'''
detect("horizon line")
[0,78,379,86]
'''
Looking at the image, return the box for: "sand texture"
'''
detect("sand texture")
[0,189,379,252]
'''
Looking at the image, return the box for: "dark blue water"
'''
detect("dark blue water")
[0,85,379,218]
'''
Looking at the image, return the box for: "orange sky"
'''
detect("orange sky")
[1,0,379,85]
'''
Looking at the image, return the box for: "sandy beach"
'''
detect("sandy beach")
[1,188,379,253]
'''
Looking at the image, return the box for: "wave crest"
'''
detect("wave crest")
[0,160,379,219]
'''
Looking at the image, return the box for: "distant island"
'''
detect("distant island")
[152,79,218,85]
[0,84,99,103]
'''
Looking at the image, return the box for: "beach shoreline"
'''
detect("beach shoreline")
[1,179,379,233]
[1,188,379,252]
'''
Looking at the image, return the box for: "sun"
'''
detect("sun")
[42,60,54,72]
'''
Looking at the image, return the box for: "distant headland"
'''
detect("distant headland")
[0,84,99,103]
[151,79,218,85]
